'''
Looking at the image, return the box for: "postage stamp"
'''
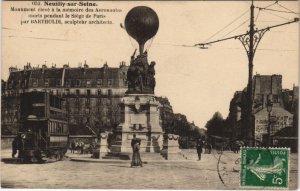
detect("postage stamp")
[240,147,290,188]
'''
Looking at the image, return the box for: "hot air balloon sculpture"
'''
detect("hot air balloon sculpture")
[125,6,159,55]
[124,6,159,94]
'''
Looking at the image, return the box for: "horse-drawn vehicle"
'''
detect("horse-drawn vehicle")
[16,92,69,162]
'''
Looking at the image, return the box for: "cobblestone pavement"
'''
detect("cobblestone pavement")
[1,149,298,189]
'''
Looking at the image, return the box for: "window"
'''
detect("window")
[76,80,81,87]
[65,89,70,95]
[108,89,112,97]
[33,80,38,87]
[75,98,80,107]
[57,80,61,86]
[86,80,91,87]
[273,95,279,103]
[108,79,112,86]
[76,89,80,96]
[97,98,101,105]
[87,89,91,96]
[65,80,70,87]
[44,79,49,87]
[86,98,90,105]
[97,89,102,96]
[97,79,102,86]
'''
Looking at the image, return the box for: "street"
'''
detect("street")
[1,149,298,189]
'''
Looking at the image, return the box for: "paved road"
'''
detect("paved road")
[1,149,298,189]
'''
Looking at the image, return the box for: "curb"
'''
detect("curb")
[70,157,197,163]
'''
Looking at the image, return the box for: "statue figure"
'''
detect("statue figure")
[126,50,156,94]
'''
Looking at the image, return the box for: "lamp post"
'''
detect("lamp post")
[266,99,273,147]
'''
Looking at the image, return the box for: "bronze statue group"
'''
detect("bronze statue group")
[126,50,156,95]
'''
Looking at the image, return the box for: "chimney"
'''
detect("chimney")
[103,62,108,68]
[63,64,69,69]
[119,61,126,67]
[84,60,89,69]
[9,66,18,73]
[42,64,47,73]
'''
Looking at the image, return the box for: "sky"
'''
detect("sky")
[2,1,299,128]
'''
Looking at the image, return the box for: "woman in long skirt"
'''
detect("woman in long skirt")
[131,135,142,167]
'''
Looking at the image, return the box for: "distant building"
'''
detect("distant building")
[254,104,293,144]
[227,74,297,146]
[1,62,129,138]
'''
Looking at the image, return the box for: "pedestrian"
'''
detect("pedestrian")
[196,137,204,161]
[80,142,84,154]
[131,134,142,167]
[75,142,80,154]
[71,140,76,153]
[206,142,212,154]
[12,136,19,158]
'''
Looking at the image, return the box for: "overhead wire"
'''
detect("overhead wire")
[255,9,261,22]
[261,9,291,21]
[220,19,249,39]
[203,9,250,43]
[209,47,296,51]
[200,1,282,45]
[263,1,278,9]
[276,2,299,15]
[220,9,260,38]
[255,7,299,14]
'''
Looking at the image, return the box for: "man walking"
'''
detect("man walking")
[196,137,204,161]
[71,141,76,153]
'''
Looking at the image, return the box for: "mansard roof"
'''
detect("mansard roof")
[5,63,128,89]
[7,70,31,89]
[64,67,120,80]
[30,68,64,79]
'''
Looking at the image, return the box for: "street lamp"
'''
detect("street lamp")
[266,99,273,147]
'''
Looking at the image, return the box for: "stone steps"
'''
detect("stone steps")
[102,152,131,160]
[139,153,166,161]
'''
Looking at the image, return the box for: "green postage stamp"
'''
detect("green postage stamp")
[240,147,290,188]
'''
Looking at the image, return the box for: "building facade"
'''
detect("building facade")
[227,74,297,145]
[2,62,129,137]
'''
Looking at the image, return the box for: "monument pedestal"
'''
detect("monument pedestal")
[99,132,110,158]
[161,134,183,160]
[111,94,163,153]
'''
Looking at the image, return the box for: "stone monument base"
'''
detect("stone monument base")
[110,94,163,153]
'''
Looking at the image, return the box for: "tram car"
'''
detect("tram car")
[18,91,69,162]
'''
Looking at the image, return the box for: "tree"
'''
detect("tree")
[205,112,225,137]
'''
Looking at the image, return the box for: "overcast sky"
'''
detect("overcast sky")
[2,1,299,128]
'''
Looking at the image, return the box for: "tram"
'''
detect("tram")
[18,91,69,162]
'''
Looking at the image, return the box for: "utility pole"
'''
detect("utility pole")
[195,1,298,147]
[238,0,256,146]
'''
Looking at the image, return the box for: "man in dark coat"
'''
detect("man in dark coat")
[71,141,76,153]
[196,137,205,161]
[12,136,19,158]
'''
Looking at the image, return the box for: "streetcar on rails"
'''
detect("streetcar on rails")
[17,91,69,162]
